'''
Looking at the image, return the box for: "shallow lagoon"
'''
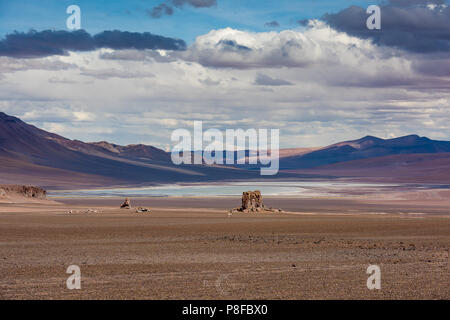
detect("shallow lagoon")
[49,181,402,198]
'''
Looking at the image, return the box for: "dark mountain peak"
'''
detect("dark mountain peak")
[349,134,432,149]
[402,134,420,139]
[393,134,419,139]
[331,135,383,150]
[356,135,383,142]
[0,112,22,123]
[282,133,450,169]
[389,134,424,142]
[386,134,432,147]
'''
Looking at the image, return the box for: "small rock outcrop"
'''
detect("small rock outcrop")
[229,190,283,213]
[120,198,131,209]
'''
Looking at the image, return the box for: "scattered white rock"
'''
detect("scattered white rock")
[136,207,151,213]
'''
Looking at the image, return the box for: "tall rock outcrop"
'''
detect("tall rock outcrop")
[230,190,283,213]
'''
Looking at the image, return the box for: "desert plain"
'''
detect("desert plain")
[0,187,449,300]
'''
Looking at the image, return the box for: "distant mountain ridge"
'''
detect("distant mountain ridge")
[0,112,276,187]
[281,134,450,169]
[0,112,172,163]
[1,111,450,187]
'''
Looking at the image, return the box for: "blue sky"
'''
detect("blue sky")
[0,0,378,42]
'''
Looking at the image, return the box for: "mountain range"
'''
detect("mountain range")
[1,111,449,188]
[0,112,270,188]
[281,134,450,168]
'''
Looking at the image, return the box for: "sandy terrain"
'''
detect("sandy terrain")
[0,195,448,300]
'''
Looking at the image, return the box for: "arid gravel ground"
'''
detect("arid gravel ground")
[0,196,448,300]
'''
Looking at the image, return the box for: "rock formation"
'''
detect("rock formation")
[120,198,131,209]
[241,190,264,212]
[0,185,47,200]
[230,190,283,213]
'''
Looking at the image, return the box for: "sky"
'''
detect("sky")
[0,0,449,149]
[0,0,377,41]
